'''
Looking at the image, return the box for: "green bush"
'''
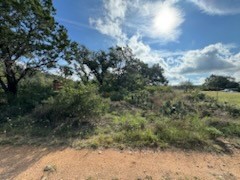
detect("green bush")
[110,91,125,101]
[125,90,152,109]
[208,119,240,137]
[0,75,54,124]
[32,84,109,128]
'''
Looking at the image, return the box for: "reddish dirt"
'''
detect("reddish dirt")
[0,146,240,180]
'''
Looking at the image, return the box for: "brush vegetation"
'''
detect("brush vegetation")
[1,73,240,152]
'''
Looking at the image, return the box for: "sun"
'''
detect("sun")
[152,4,182,36]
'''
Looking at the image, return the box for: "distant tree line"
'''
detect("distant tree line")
[203,75,240,91]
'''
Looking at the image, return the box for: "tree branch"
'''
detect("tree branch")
[16,67,31,83]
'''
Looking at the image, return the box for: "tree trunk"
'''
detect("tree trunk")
[3,74,18,103]
[7,80,18,95]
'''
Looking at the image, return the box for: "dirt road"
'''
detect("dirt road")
[0,146,239,180]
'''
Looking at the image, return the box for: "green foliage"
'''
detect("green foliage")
[110,91,125,101]
[203,75,239,91]
[113,129,159,148]
[0,72,54,123]
[208,119,240,137]
[154,117,222,148]
[78,113,230,149]
[32,84,108,128]
[0,0,70,95]
[70,46,167,95]
[1,81,240,150]
[125,90,152,109]
[225,106,240,117]
[179,81,194,92]
[113,114,147,131]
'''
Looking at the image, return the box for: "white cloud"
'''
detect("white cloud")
[175,43,238,74]
[188,0,240,15]
[127,34,184,84]
[103,0,127,20]
[89,0,184,44]
[133,43,240,85]
[89,0,127,44]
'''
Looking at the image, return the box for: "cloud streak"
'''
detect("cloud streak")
[188,0,240,15]
[56,17,93,30]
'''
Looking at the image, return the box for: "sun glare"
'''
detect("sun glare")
[152,4,182,35]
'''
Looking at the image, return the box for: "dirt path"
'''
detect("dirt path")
[0,146,239,180]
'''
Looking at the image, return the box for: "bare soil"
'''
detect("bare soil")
[0,146,240,180]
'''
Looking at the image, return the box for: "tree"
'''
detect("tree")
[70,45,168,92]
[203,75,239,91]
[140,63,168,85]
[0,0,70,96]
[70,46,131,86]
[179,81,194,92]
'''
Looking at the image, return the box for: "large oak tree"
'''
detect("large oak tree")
[0,0,70,95]
[71,45,168,92]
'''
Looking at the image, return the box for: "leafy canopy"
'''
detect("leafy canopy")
[0,0,70,94]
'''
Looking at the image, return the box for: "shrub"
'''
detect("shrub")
[225,106,240,117]
[32,84,109,128]
[159,100,196,119]
[0,76,54,124]
[110,91,125,101]
[208,119,240,137]
[125,90,152,109]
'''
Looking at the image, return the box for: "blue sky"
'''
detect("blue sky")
[53,0,240,85]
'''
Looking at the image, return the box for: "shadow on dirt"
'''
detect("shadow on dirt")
[0,145,66,179]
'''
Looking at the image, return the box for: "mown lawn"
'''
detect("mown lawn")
[203,91,240,107]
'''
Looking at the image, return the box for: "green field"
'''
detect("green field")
[203,91,240,107]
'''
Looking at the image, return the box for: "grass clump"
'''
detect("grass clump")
[154,117,222,149]
[208,119,240,137]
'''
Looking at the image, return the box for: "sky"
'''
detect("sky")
[53,0,240,85]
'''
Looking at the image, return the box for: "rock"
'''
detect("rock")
[41,176,48,180]
[207,165,213,169]
[43,165,56,172]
